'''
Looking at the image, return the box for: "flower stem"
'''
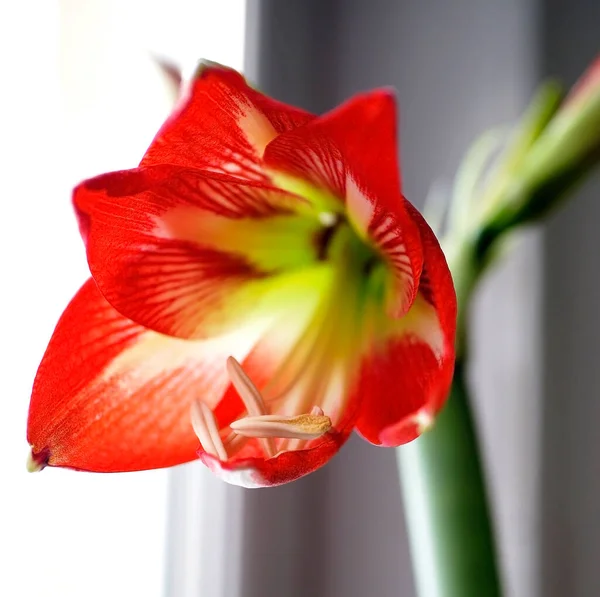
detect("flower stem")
[397,360,502,597]
[397,230,502,597]
[396,62,600,596]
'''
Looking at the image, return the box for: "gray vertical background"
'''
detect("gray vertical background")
[166,1,600,595]
[541,1,600,596]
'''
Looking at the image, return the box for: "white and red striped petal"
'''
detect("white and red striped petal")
[26,279,267,472]
[200,430,349,488]
[264,90,424,317]
[74,165,320,339]
[141,61,314,182]
[354,204,457,446]
[27,268,330,474]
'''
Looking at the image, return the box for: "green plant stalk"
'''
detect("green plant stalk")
[397,158,595,597]
[396,67,600,597]
[398,362,501,597]
[395,88,568,597]
[397,239,502,597]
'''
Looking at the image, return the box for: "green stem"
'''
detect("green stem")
[395,68,600,597]
[397,361,502,597]
[397,232,502,597]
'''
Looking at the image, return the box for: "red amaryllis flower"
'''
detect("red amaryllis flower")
[27,62,456,488]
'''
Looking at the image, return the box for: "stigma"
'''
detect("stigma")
[190,357,332,461]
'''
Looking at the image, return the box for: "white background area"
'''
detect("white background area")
[0,2,245,596]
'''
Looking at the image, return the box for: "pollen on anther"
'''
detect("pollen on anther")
[230,412,332,441]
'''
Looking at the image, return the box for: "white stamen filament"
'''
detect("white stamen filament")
[222,430,249,457]
[190,401,228,461]
[230,413,332,440]
[190,359,337,461]
[226,357,276,457]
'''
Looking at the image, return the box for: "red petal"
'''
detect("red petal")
[199,430,348,488]
[141,61,314,181]
[26,279,264,472]
[403,201,457,354]
[74,165,311,339]
[265,91,398,199]
[355,204,456,446]
[264,91,424,316]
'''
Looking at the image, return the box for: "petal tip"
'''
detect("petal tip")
[379,409,435,447]
[192,58,232,81]
[27,447,49,473]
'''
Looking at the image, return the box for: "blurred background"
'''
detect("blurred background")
[1,1,598,596]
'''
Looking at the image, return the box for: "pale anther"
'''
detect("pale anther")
[226,357,269,416]
[226,356,275,457]
[230,413,332,440]
[190,401,228,461]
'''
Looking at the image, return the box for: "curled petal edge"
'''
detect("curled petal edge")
[198,429,349,488]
